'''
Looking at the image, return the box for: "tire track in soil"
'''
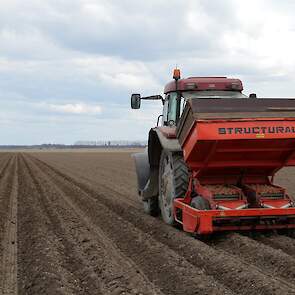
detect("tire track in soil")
[18,155,103,295]
[22,154,164,295]
[0,155,18,295]
[24,154,233,295]
[29,154,295,295]
[0,154,17,295]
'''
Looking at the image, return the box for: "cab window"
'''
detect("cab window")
[167,92,178,123]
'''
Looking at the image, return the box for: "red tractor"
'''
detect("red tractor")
[131,69,295,235]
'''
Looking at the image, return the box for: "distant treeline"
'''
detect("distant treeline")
[74,140,147,146]
[0,143,146,150]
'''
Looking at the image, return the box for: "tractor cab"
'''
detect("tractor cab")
[131,69,253,127]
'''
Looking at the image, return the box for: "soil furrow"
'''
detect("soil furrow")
[1,155,18,295]
[29,154,295,295]
[31,152,140,207]
[0,155,16,248]
[256,234,295,256]
[22,154,163,295]
[26,154,234,295]
[208,233,295,287]
[0,155,17,295]
[18,155,101,294]
[0,155,14,179]
[0,153,9,164]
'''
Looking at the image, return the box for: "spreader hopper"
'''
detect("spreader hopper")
[175,98,295,234]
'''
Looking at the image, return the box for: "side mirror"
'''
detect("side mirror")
[249,93,257,99]
[131,93,141,109]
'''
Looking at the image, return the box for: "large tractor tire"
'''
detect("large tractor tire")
[143,196,159,216]
[158,150,189,225]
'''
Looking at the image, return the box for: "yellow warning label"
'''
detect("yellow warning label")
[256,134,265,138]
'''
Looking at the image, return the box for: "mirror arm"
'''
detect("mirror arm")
[141,95,164,104]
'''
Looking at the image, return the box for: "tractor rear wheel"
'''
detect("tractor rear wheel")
[143,196,159,216]
[158,151,188,225]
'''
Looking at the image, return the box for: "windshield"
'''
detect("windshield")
[182,90,247,99]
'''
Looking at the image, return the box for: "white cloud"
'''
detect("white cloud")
[2,0,295,144]
[72,56,162,93]
[47,103,102,115]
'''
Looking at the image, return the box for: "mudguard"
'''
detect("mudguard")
[132,151,150,193]
[153,128,181,152]
[133,128,182,201]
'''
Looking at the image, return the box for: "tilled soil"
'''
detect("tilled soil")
[1,151,295,294]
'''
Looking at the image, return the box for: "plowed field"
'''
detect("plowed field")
[1,150,295,295]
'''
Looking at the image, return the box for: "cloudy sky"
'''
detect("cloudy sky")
[1,0,295,144]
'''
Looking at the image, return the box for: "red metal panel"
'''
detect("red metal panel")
[190,160,283,168]
[176,201,295,218]
[174,199,295,234]
[182,119,295,178]
[213,224,295,231]
[197,120,295,140]
[164,77,243,93]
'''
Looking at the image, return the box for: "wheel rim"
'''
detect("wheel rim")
[160,154,174,219]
